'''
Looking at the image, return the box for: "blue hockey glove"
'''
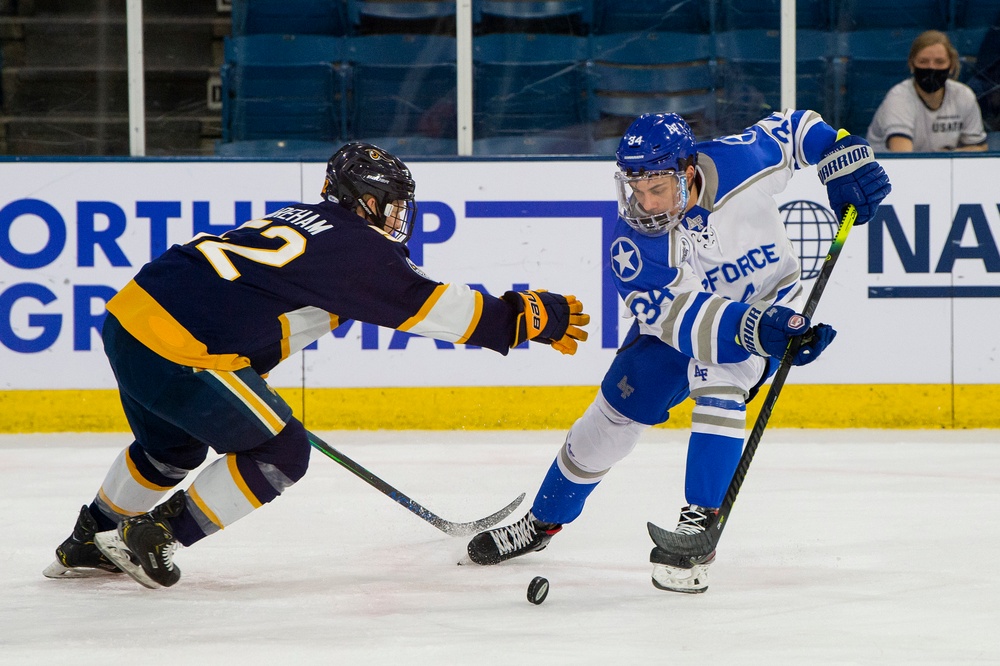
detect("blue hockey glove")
[739,304,837,366]
[817,132,891,225]
[502,290,591,355]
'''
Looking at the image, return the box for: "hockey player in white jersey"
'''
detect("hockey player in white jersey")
[466,110,891,592]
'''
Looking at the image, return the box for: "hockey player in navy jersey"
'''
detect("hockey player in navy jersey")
[467,111,891,593]
[43,142,590,589]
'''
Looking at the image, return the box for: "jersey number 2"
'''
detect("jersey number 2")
[194,220,306,281]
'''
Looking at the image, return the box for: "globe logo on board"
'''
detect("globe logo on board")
[780,200,838,280]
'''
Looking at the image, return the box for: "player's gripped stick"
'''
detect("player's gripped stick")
[648,201,859,560]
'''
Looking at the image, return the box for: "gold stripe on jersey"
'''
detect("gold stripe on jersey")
[205,370,287,435]
[278,306,339,362]
[398,284,447,332]
[456,290,484,344]
[107,280,251,372]
[397,283,484,343]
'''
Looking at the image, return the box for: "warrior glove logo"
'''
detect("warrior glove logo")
[817,144,874,184]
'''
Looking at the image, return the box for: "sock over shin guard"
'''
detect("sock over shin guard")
[531,392,648,524]
[684,394,746,508]
[91,442,197,531]
[172,419,311,546]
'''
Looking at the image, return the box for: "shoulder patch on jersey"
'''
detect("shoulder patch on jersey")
[610,237,643,282]
[406,257,429,278]
[676,234,693,264]
[714,130,757,145]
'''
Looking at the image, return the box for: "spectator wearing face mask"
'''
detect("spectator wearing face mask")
[866,30,988,152]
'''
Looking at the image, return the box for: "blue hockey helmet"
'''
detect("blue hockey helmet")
[614,113,698,236]
[615,113,698,175]
[323,142,417,243]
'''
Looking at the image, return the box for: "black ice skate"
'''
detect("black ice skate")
[650,504,718,594]
[466,511,562,565]
[43,505,123,579]
[95,490,185,589]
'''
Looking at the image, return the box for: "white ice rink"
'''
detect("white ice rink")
[2,429,998,665]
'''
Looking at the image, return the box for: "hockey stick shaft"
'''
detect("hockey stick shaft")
[307,430,525,537]
[648,203,858,558]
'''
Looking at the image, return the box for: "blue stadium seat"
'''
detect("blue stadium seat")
[715,29,835,131]
[214,139,339,159]
[347,0,456,34]
[473,33,589,139]
[835,0,950,31]
[591,31,717,138]
[230,0,349,36]
[836,29,921,135]
[222,35,347,142]
[345,34,456,139]
[592,0,713,34]
[474,1,591,34]
[719,0,832,30]
[954,0,1000,28]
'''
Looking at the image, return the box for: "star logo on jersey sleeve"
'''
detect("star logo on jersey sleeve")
[611,237,643,282]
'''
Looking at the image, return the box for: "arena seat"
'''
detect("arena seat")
[592,0,712,35]
[345,34,456,139]
[715,29,835,129]
[473,33,589,139]
[230,0,349,36]
[835,29,921,135]
[591,31,717,139]
[835,0,950,31]
[719,0,832,31]
[222,34,346,142]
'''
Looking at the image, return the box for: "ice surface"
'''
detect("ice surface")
[2,429,998,665]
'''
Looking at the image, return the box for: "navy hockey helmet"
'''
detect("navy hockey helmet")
[614,113,698,236]
[322,142,417,243]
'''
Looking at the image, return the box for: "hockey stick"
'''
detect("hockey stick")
[307,430,525,537]
[647,203,859,560]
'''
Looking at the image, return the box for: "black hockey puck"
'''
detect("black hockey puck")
[527,576,549,605]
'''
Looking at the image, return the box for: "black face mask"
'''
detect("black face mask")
[914,67,950,94]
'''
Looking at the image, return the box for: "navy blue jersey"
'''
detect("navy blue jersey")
[108,201,515,374]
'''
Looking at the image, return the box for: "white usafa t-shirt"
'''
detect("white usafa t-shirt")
[866,78,987,152]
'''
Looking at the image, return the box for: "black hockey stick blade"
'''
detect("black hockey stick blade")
[308,430,525,537]
[647,203,859,560]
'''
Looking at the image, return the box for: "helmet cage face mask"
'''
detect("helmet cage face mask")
[322,143,417,243]
[380,199,416,242]
[614,169,689,237]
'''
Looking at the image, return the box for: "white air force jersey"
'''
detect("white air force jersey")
[610,109,838,365]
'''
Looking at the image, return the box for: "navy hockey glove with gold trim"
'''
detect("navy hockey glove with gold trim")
[817,131,891,225]
[503,290,591,355]
[739,304,836,366]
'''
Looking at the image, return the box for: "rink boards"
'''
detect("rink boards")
[0,156,997,430]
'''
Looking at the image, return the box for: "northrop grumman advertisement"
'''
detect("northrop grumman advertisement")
[0,157,997,390]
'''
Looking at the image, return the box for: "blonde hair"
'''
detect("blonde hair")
[908,30,960,79]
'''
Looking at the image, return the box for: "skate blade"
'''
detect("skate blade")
[94,531,162,590]
[42,560,120,579]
